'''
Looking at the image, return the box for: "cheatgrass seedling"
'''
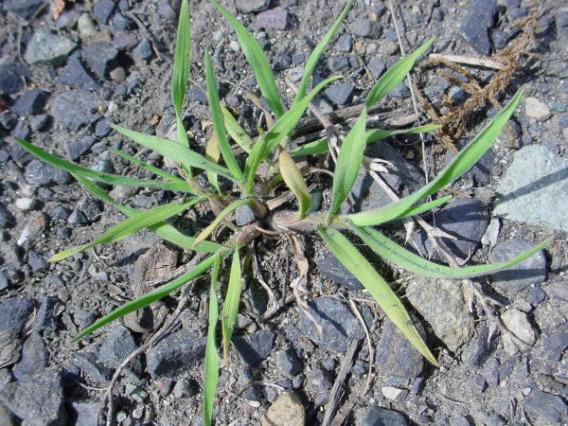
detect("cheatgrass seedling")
[15,0,553,424]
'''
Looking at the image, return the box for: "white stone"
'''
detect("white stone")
[15,198,36,211]
[501,309,536,355]
[524,97,551,121]
[381,386,408,402]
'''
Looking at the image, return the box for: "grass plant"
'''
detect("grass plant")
[15,1,552,423]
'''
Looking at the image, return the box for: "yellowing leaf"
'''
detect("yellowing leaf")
[279,150,310,217]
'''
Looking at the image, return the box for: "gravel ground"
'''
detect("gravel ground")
[1,0,568,425]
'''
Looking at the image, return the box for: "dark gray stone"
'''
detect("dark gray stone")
[350,19,374,37]
[30,114,50,132]
[133,39,153,60]
[375,319,424,381]
[235,205,256,226]
[305,368,332,392]
[236,0,270,13]
[328,56,350,72]
[557,11,568,29]
[358,407,408,426]
[324,84,354,105]
[316,250,363,291]
[0,298,34,368]
[68,402,99,426]
[74,351,111,385]
[12,332,48,379]
[25,158,71,186]
[459,0,497,55]
[111,13,135,31]
[0,61,31,95]
[368,57,386,78]
[233,329,275,367]
[66,135,96,160]
[146,329,206,377]
[0,369,67,426]
[255,8,288,30]
[4,0,46,20]
[542,333,568,360]
[0,202,16,229]
[297,297,363,353]
[11,89,46,116]
[489,239,547,296]
[523,389,568,424]
[336,35,352,52]
[52,90,102,131]
[59,54,101,90]
[24,28,77,66]
[73,196,104,223]
[94,118,113,137]
[278,349,302,375]
[27,250,48,273]
[82,42,119,80]
[98,324,139,370]
[188,86,208,104]
[0,272,8,291]
[12,121,30,141]
[527,286,547,304]
[273,51,292,71]
[0,111,17,131]
[93,0,116,24]
[34,297,59,334]
[112,31,139,50]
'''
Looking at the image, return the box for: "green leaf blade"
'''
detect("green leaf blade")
[222,248,242,361]
[172,0,190,147]
[279,149,310,217]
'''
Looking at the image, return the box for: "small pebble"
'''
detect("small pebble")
[381,386,408,402]
[525,97,551,121]
[15,198,36,211]
[78,13,98,38]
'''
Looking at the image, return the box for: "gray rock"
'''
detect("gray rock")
[146,329,206,378]
[52,90,103,131]
[255,8,288,30]
[305,368,332,392]
[0,202,16,228]
[542,332,568,361]
[500,309,536,354]
[0,61,31,95]
[236,0,270,13]
[368,57,386,78]
[233,329,275,367]
[93,0,116,24]
[10,89,46,116]
[77,13,98,38]
[27,250,48,273]
[58,54,101,90]
[489,239,546,296]
[133,39,153,60]
[71,196,103,224]
[235,205,256,226]
[324,84,354,105]
[525,97,551,121]
[273,51,292,71]
[68,402,99,426]
[0,369,67,426]
[527,285,547,304]
[98,324,139,370]
[94,119,113,137]
[0,272,9,291]
[82,42,119,80]
[12,332,48,379]
[74,351,111,385]
[350,19,374,38]
[328,56,350,72]
[111,13,135,31]
[316,250,363,291]
[0,298,34,368]
[375,318,425,381]
[278,348,302,375]
[24,28,77,66]
[357,407,408,426]
[480,357,500,386]
[523,389,568,424]
[25,159,71,187]
[459,0,497,55]
[336,34,352,52]
[34,297,59,334]
[4,0,46,20]
[66,135,96,160]
[30,114,50,132]
[298,297,363,353]
[0,401,15,426]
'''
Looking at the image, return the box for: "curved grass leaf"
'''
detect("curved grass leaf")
[74,253,218,340]
[205,132,221,193]
[221,106,253,153]
[318,227,438,365]
[74,174,223,253]
[14,138,192,193]
[279,149,310,217]
[366,37,434,108]
[294,0,353,104]
[204,51,244,181]
[172,0,190,148]
[222,248,241,362]
[211,0,284,118]
[354,227,554,279]
[110,148,186,183]
[192,199,250,248]
[396,195,453,219]
[112,125,236,180]
[347,90,524,227]
[328,107,367,217]
[203,254,221,426]
[50,199,199,262]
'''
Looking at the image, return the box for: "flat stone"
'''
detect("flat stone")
[77,13,98,38]
[236,0,270,13]
[368,57,386,78]
[324,84,354,105]
[82,42,119,79]
[0,369,67,426]
[34,297,60,333]
[11,89,46,116]
[494,145,568,231]
[525,97,551,121]
[24,28,77,66]
[305,368,332,392]
[233,329,275,367]
[336,34,352,52]
[407,279,474,352]
[66,135,96,160]
[255,8,288,30]
[12,332,48,379]
[27,250,48,273]
[59,54,101,90]
[0,298,34,368]
[4,0,46,20]
[500,309,536,354]
[98,324,139,371]
[15,197,36,211]
[382,386,408,402]
[111,13,135,31]
[52,90,103,131]
[542,333,568,360]
[298,297,363,353]
[523,389,568,424]
[146,329,206,378]
[25,159,71,187]
[357,407,408,426]
[261,393,305,426]
[489,239,547,296]
[0,61,30,95]
[459,0,497,55]
[0,202,16,229]
[68,402,99,426]
[74,351,112,385]
[278,349,302,375]
[133,39,153,60]
[350,19,374,37]
[93,0,116,24]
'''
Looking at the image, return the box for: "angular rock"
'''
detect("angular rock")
[233,329,275,367]
[0,61,31,95]
[368,57,386,78]
[494,145,568,231]
[66,135,96,160]
[278,349,302,375]
[255,8,288,30]
[0,202,16,229]
[68,401,99,426]
[489,239,546,296]
[336,34,352,52]
[4,0,46,20]
[0,298,34,368]
[24,28,76,66]
[25,159,70,187]
[12,332,48,379]
[77,13,98,38]
[261,393,305,426]
[82,42,119,80]
[382,386,408,402]
[324,84,354,105]
[52,90,103,131]
[236,0,270,13]
[146,329,206,378]
[523,389,568,424]
[59,54,101,90]
[298,297,363,353]
[350,19,374,38]
[133,39,153,60]
[74,351,112,385]
[407,279,474,352]
[500,309,536,354]
[459,0,497,55]
[27,250,48,273]
[0,369,67,426]
[93,0,116,24]
[34,297,60,333]
[357,407,408,426]
[98,324,139,370]
[524,97,551,121]
[10,89,46,116]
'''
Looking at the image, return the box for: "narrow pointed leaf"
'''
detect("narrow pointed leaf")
[221,106,253,153]
[211,0,284,117]
[329,107,367,217]
[172,0,190,147]
[13,138,192,193]
[222,248,241,361]
[318,227,438,365]
[75,253,218,340]
[192,199,250,248]
[366,37,434,107]
[204,51,244,181]
[396,195,453,219]
[112,125,236,180]
[110,148,186,183]
[279,150,310,217]
[203,254,221,426]
[354,227,554,279]
[294,0,353,104]
[347,90,524,227]
[205,132,221,192]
